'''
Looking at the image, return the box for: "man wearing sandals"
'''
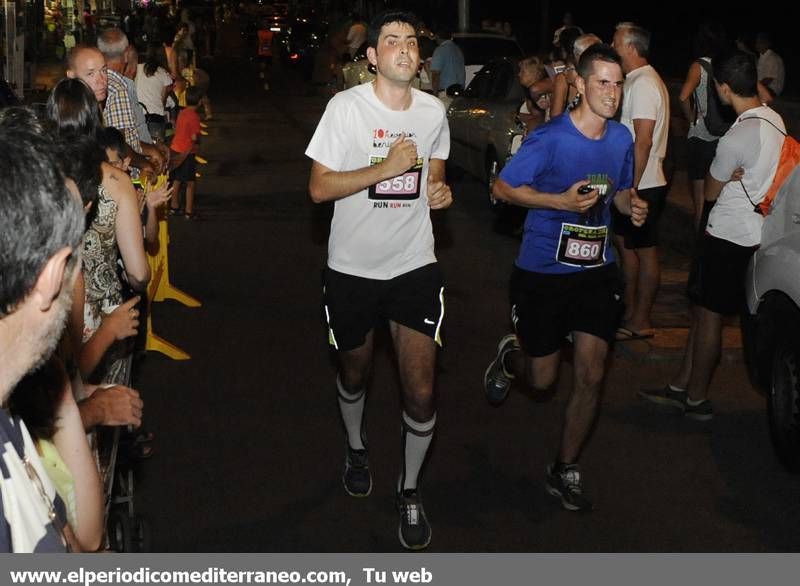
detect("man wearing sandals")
[484,44,647,512]
[640,50,785,421]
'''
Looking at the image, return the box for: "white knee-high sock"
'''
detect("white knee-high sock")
[337,377,366,450]
[400,411,436,493]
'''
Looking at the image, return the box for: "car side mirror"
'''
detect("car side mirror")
[446,84,464,97]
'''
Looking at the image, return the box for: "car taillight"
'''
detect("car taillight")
[290,53,299,61]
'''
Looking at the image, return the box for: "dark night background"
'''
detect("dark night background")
[364,0,795,94]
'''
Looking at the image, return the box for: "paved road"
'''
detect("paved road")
[132,56,800,552]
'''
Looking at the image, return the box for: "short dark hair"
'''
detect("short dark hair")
[576,43,622,81]
[185,84,204,106]
[367,10,418,48]
[46,77,102,138]
[0,118,84,317]
[713,49,758,97]
[97,125,126,156]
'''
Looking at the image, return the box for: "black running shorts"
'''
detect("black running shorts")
[510,264,623,357]
[687,233,757,316]
[323,263,445,351]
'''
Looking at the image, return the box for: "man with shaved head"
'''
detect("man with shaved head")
[66,33,165,179]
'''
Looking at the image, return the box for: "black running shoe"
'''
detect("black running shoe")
[484,334,519,406]
[343,445,372,497]
[397,491,431,551]
[638,386,713,421]
[545,463,593,512]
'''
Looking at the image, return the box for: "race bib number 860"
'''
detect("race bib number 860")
[556,223,608,267]
[368,156,423,200]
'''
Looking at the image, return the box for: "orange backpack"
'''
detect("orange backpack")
[741,116,800,215]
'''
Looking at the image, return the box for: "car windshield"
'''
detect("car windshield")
[454,37,523,64]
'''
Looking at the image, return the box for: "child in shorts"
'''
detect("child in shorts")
[169,85,203,219]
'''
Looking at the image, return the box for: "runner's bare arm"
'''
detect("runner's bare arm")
[492,177,597,212]
[309,134,418,203]
[427,159,453,210]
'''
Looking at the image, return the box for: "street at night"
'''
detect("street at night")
[126,54,800,552]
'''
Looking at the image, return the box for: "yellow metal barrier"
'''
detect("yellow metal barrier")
[143,175,201,360]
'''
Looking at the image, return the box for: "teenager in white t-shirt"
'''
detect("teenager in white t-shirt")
[305,10,452,551]
[611,22,670,341]
[641,50,785,421]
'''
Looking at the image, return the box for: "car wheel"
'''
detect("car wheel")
[769,332,800,472]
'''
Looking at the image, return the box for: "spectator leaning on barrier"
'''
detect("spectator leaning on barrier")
[65,44,159,184]
[0,114,85,552]
[97,29,169,175]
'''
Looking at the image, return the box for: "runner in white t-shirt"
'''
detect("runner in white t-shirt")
[641,50,786,421]
[305,9,452,551]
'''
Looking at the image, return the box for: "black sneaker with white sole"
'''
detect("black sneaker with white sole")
[638,386,713,421]
[484,334,519,406]
[545,463,593,512]
[343,445,372,497]
[397,490,431,550]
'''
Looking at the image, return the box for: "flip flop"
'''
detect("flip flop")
[615,327,655,342]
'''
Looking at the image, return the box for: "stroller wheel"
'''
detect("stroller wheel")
[108,510,134,552]
[133,516,153,552]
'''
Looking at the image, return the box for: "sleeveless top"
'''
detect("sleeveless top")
[81,185,131,385]
[688,57,717,142]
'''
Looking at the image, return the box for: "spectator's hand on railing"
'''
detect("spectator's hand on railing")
[80,384,144,428]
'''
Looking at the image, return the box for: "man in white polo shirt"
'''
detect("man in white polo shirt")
[640,50,785,420]
[611,22,670,341]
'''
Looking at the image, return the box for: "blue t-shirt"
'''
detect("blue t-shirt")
[499,113,634,274]
[430,40,466,90]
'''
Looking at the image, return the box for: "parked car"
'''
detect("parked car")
[743,164,800,471]
[446,57,534,206]
[452,32,524,88]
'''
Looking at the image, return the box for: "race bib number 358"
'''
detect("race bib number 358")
[368,156,423,200]
[556,223,608,267]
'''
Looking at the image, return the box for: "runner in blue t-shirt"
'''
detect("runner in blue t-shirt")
[483,44,648,512]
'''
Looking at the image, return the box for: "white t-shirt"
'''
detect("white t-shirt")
[135,64,173,116]
[758,49,785,96]
[306,83,450,280]
[1,414,66,552]
[708,105,785,247]
[620,64,670,189]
